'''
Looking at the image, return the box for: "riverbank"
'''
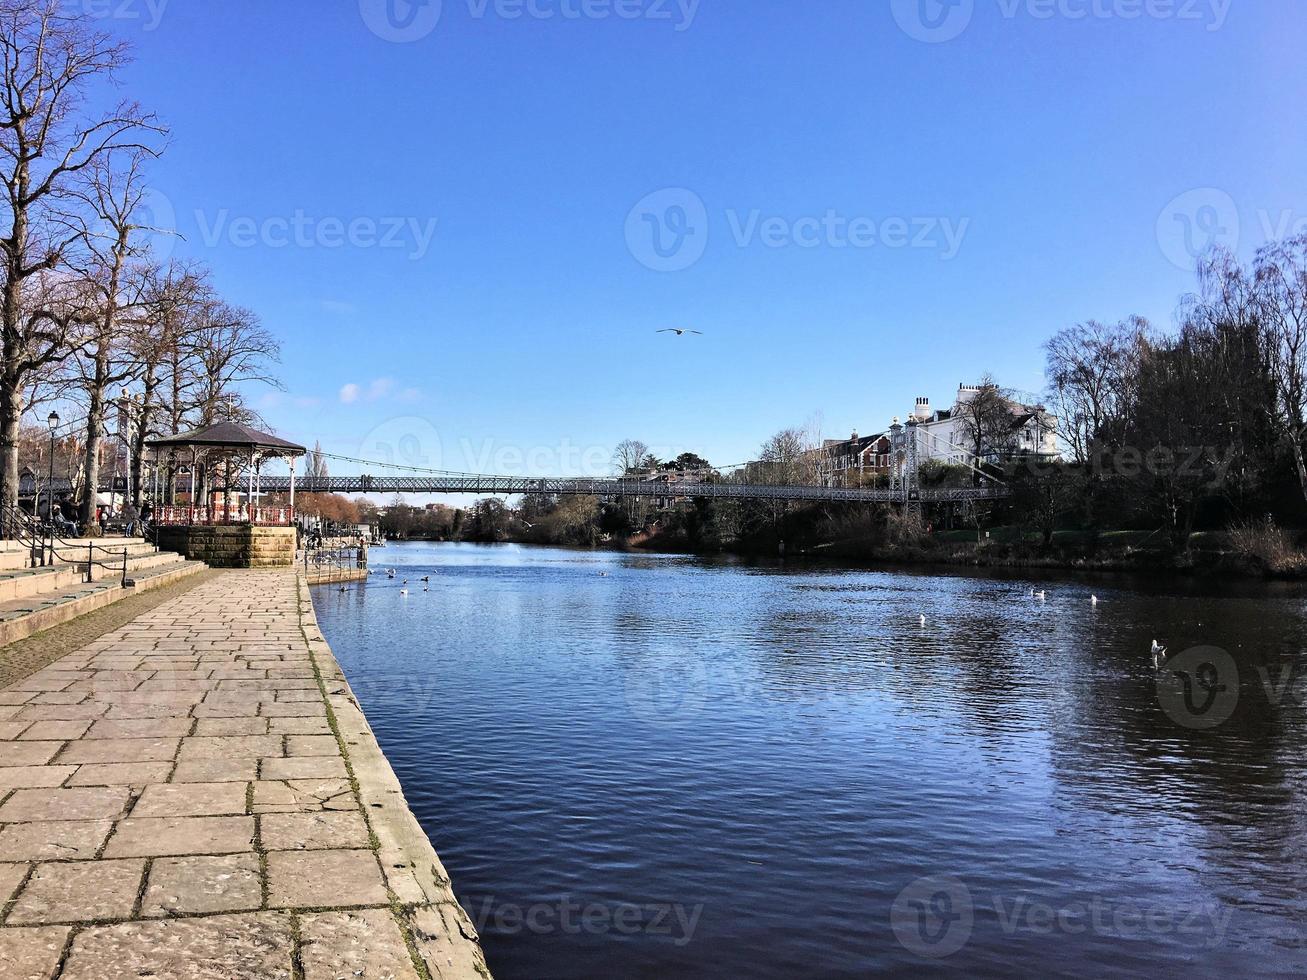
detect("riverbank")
[0,569,487,979]
[624,526,1302,579]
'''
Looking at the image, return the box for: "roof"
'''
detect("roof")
[815,432,888,456]
[147,421,306,455]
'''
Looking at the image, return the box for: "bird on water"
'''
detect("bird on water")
[1151,639,1168,667]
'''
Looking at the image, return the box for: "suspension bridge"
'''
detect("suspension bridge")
[22,418,1014,514]
[257,473,1007,504]
[253,416,1013,505]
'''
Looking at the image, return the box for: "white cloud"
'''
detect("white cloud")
[366,377,395,401]
[338,377,423,407]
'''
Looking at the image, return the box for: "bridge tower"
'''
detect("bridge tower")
[888,417,922,514]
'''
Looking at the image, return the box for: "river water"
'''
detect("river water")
[310,541,1307,979]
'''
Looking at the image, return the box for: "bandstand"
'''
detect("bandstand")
[146,422,305,568]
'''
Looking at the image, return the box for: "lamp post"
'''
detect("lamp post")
[47,411,59,521]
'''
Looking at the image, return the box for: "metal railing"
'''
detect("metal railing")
[302,540,368,585]
[3,504,133,587]
[155,504,295,527]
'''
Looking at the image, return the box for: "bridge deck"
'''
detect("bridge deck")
[261,476,1006,503]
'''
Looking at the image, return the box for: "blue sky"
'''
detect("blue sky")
[101,0,1306,480]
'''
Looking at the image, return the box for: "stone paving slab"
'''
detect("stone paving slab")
[0,570,489,979]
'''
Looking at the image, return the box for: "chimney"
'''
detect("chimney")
[851,430,859,442]
[913,397,931,421]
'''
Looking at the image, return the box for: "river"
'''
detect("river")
[310,541,1307,979]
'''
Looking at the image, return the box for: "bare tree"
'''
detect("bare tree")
[611,438,649,476]
[1044,317,1150,463]
[1255,235,1307,504]
[185,300,280,427]
[126,260,208,506]
[952,376,1018,465]
[69,150,160,523]
[305,441,328,488]
[0,0,164,520]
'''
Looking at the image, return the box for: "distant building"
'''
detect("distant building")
[908,385,1058,465]
[810,431,893,486]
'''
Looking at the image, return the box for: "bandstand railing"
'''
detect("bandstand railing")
[155,505,295,527]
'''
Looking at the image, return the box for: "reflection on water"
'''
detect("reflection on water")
[312,542,1307,979]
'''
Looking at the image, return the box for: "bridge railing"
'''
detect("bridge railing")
[263,475,1007,504]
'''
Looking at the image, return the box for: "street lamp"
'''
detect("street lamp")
[47,411,59,522]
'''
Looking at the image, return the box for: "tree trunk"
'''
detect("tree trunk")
[130,398,154,509]
[1292,433,1307,507]
[81,392,105,528]
[0,377,21,533]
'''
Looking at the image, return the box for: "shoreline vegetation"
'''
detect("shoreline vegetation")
[376,521,1307,581]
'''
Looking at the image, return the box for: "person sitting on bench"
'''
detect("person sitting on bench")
[51,505,78,536]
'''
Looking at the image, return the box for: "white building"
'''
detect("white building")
[907,385,1058,465]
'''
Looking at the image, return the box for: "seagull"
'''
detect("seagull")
[1035,590,1046,601]
[1151,639,1166,658]
[400,588,409,596]
[657,328,703,336]
[919,615,926,626]
[1091,595,1099,606]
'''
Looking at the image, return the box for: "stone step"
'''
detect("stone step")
[0,564,85,603]
[82,550,187,582]
[0,559,206,647]
[0,538,161,571]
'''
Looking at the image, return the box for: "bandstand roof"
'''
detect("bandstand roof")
[147,421,306,456]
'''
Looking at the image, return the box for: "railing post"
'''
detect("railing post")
[122,548,128,588]
[87,542,93,584]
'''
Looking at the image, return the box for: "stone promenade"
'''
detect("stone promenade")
[0,570,488,980]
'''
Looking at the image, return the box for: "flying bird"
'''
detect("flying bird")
[657,329,703,336]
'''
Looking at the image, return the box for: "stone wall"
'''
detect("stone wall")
[157,525,296,568]
[304,566,368,586]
